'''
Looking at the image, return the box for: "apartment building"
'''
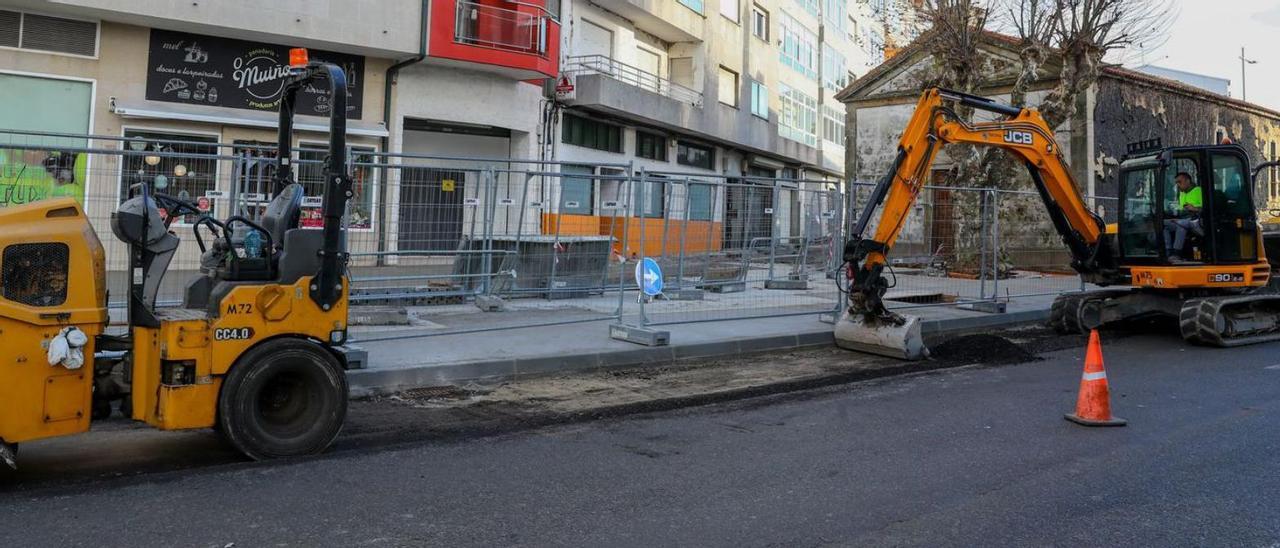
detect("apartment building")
[551,0,911,244]
[383,0,560,251]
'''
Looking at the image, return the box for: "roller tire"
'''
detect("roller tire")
[218,338,348,460]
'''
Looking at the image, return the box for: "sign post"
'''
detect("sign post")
[554,75,575,101]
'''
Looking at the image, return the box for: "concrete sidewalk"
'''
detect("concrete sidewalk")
[347,293,1059,397]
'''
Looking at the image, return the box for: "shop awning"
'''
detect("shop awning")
[112,101,389,138]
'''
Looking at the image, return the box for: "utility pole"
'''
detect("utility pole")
[1239,47,1257,102]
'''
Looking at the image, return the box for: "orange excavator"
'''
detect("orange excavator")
[838,88,1280,359]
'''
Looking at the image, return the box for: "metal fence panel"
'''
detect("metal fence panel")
[0,128,1125,346]
[629,174,845,326]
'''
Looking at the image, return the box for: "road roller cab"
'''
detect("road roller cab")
[0,51,360,466]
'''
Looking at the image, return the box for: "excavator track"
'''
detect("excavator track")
[1051,288,1280,348]
[1048,293,1083,334]
[1178,293,1280,347]
[1049,290,1134,334]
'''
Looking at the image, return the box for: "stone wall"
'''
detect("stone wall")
[1094,73,1280,212]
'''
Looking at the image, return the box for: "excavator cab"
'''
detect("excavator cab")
[1117,143,1258,265]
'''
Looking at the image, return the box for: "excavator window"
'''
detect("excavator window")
[1162,154,1207,261]
[1121,166,1160,258]
[1164,157,1200,214]
[1208,152,1257,262]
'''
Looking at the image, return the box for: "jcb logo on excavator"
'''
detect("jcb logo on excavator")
[1003,131,1034,145]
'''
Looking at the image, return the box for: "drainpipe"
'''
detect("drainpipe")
[376,0,430,262]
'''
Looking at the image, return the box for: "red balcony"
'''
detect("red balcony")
[428,0,560,79]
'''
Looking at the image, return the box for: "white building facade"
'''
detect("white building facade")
[550,0,913,245]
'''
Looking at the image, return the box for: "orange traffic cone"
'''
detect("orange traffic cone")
[1064,330,1127,427]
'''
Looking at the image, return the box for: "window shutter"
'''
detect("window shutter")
[20,13,97,56]
[0,10,19,48]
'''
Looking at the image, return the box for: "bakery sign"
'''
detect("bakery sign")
[145,29,365,119]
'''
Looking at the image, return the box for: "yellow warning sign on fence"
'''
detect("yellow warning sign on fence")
[442,179,456,192]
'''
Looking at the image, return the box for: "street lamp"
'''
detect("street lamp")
[1240,47,1258,102]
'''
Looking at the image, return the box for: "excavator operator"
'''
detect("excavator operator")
[1164,171,1202,262]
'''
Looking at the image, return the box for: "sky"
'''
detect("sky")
[1136,0,1280,110]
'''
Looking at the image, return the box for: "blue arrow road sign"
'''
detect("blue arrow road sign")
[635,257,664,296]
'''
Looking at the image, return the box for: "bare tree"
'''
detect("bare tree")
[918,0,990,93]
[1038,0,1176,128]
[908,0,1175,189]
[863,0,1174,273]
[998,0,1058,107]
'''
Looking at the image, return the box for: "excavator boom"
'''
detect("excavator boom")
[837,88,1111,359]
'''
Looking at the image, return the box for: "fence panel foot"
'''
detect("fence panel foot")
[349,306,410,326]
[959,301,1007,314]
[665,289,705,301]
[474,295,505,312]
[703,282,746,293]
[609,324,671,346]
[765,279,810,290]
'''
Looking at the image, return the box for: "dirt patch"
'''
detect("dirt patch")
[929,334,1039,366]
[378,384,491,408]
[348,330,1119,455]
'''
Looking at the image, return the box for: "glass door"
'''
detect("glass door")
[1119,165,1160,259]
[1208,151,1257,262]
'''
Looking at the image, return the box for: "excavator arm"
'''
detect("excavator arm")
[837,88,1112,359]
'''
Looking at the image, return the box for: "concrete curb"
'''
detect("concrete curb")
[347,308,1051,397]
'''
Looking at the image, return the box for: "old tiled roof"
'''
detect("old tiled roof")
[1100,65,1280,120]
[837,30,1280,120]
[834,29,1032,102]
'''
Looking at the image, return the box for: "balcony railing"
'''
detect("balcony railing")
[564,55,703,107]
[454,0,550,56]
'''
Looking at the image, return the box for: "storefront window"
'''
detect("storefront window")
[298,144,377,229]
[119,130,219,224]
[230,140,279,218]
[0,73,92,208]
[560,164,595,215]
[687,182,714,221]
[633,175,665,218]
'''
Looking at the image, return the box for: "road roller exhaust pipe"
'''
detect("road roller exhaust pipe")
[833,306,929,360]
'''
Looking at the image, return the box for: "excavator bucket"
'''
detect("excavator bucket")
[833,307,929,360]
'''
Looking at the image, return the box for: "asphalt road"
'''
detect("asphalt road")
[2,330,1278,547]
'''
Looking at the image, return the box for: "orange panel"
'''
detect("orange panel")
[600,218,723,258]
[1127,261,1270,289]
[539,214,724,258]
[540,214,600,236]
